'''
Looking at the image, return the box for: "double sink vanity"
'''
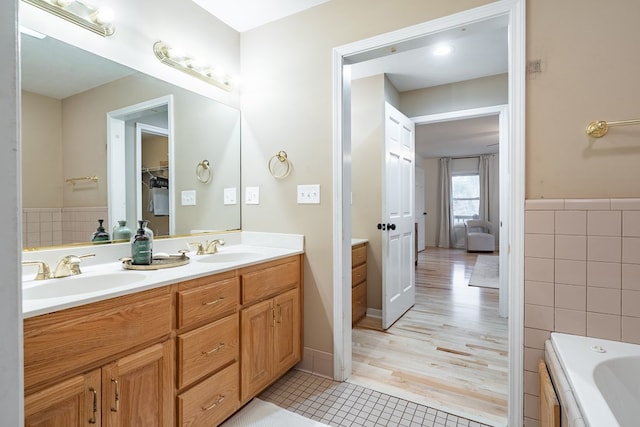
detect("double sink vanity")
[22,231,304,427]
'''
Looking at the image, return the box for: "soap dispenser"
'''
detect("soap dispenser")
[131,220,152,265]
[142,220,154,261]
[91,219,110,244]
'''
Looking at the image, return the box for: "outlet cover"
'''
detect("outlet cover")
[181,190,196,206]
[245,186,260,205]
[224,187,237,205]
[297,184,320,204]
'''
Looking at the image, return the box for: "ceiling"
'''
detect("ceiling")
[21,1,508,158]
[191,0,332,32]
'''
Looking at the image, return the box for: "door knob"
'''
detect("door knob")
[387,223,396,230]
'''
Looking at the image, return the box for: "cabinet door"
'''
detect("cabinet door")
[273,288,301,377]
[25,369,101,427]
[240,299,274,402]
[102,341,173,427]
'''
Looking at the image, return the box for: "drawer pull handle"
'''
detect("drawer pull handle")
[110,378,120,412]
[202,395,225,412]
[202,343,225,355]
[88,387,97,424]
[202,297,225,306]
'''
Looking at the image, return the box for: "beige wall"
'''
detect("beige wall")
[400,73,508,117]
[240,0,494,355]
[526,0,640,199]
[352,75,384,311]
[54,73,240,233]
[21,91,63,208]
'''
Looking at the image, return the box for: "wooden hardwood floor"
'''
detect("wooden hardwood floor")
[349,247,508,427]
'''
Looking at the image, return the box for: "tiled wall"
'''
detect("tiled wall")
[523,198,640,426]
[23,207,108,248]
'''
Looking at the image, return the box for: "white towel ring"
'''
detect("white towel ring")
[268,151,292,179]
[196,160,212,183]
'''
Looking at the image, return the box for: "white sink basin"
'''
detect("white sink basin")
[196,251,263,264]
[23,272,147,300]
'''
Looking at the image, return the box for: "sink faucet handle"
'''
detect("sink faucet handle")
[22,260,52,280]
[54,253,95,278]
[189,242,206,255]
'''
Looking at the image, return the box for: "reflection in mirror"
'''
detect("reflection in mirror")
[20,31,241,249]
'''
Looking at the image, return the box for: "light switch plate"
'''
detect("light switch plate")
[245,186,260,205]
[181,190,196,206]
[297,184,320,204]
[224,187,237,205]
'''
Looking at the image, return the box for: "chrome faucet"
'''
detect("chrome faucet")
[189,239,225,255]
[53,253,96,278]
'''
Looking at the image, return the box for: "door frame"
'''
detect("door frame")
[331,1,525,425]
[107,95,175,235]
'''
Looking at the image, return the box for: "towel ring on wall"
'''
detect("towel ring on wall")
[196,160,212,183]
[268,151,292,179]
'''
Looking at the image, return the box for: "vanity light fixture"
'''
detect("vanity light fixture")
[153,41,234,92]
[21,0,115,37]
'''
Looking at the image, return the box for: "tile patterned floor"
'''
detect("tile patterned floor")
[260,369,492,427]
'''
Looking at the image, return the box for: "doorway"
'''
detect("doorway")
[332,2,525,425]
[107,95,175,236]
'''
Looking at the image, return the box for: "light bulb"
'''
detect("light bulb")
[433,44,452,56]
[90,7,114,25]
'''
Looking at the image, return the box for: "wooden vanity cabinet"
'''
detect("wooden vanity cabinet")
[25,369,101,427]
[239,256,302,403]
[175,272,240,427]
[23,253,303,427]
[352,243,367,325]
[23,287,173,427]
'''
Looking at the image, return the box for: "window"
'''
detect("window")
[451,174,479,225]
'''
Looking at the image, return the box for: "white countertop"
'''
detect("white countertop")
[22,232,304,318]
[352,238,368,246]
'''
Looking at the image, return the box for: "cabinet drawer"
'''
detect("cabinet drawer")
[24,287,171,391]
[241,256,300,304]
[352,244,367,267]
[178,362,239,427]
[177,313,239,389]
[352,281,367,325]
[177,276,239,328]
[352,263,367,287]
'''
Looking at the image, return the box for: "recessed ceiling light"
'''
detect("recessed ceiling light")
[433,44,452,56]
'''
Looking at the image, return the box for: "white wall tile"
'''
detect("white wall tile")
[555,260,586,285]
[526,211,555,234]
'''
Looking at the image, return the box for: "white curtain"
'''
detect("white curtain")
[479,154,500,245]
[437,158,452,248]
[479,154,491,221]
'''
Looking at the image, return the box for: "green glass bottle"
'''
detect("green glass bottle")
[131,220,152,265]
[91,219,110,244]
[112,220,133,241]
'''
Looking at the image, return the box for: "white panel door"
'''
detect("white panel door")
[382,102,415,330]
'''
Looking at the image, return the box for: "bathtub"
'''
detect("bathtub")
[550,332,640,427]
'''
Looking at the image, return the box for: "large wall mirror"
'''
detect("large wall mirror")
[21,31,241,249]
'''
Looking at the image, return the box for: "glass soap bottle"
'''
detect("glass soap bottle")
[131,220,152,265]
[91,219,110,244]
[112,220,133,241]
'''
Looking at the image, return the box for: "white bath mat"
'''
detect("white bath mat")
[221,398,330,427]
[468,255,499,289]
